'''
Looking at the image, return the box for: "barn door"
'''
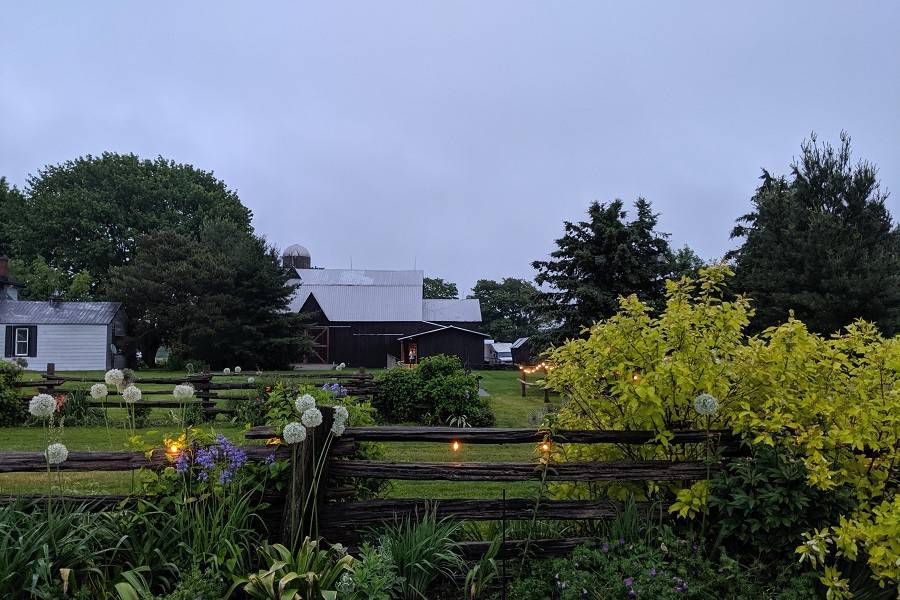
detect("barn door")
[306,326,329,364]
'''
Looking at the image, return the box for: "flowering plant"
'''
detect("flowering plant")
[176,433,248,485]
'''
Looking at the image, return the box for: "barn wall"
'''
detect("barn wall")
[415,329,486,368]
[327,321,434,368]
[14,324,109,371]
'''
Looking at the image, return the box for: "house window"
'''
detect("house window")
[14,327,29,357]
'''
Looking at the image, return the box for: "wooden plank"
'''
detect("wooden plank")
[244,425,736,446]
[319,498,665,526]
[327,459,711,481]
[0,445,289,473]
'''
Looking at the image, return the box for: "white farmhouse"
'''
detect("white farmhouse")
[0,256,127,371]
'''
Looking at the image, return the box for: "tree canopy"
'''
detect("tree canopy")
[3,153,251,292]
[468,277,542,341]
[533,198,681,343]
[423,277,459,299]
[729,133,900,335]
[107,221,307,368]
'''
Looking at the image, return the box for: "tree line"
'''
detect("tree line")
[2,133,897,367]
[0,153,307,368]
[427,133,900,347]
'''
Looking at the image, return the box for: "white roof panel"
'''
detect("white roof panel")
[422,299,482,322]
[288,269,424,322]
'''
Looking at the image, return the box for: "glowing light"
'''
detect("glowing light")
[450,440,461,452]
[540,441,552,453]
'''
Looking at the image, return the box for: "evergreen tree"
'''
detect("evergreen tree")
[533,198,675,343]
[730,133,900,335]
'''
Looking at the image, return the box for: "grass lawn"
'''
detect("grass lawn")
[4,368,556,499]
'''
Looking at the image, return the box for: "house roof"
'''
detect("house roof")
[423,299,482,322]
[288,269,484,323]
[490,342,513,353]
[0,300,121,325]
[397,325,490,341]
[289,269,425,321]
[512,337,530,348]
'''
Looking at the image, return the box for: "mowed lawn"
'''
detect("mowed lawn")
[2,369,557,499]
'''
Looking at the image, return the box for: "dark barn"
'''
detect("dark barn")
[284,245,486,368]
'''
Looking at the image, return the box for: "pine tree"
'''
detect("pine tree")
[730,133,900,334]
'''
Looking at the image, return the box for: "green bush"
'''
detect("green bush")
[510,539,821,600]
[374,355,494,426]
[0,358,26,426]
[372,367,422,423]
[709,444,857,562]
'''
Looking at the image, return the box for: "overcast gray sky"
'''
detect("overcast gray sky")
[2,2,899,294]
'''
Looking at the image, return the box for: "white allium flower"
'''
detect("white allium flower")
[172,384,195,400]
[301,407,323,428]
[247,377,255,384]
[29,394,56,418]
[295,394,316,414]
[336,362,346,371]
[234,366,242,374]
[282,421,307,444]
[693,393,720,416]
[105,369,124,387]
[334,405,349,424]
[122,385,142,404]
[223,368,231,375]
[46,442,68,465]
[331,421,346,437]
[89,384,109,399]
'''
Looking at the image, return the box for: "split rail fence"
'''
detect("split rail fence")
[14,371,375,417]
[0,403,739,560]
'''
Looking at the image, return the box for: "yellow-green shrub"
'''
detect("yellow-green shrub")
[543,265,900,596]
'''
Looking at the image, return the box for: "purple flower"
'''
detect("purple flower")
[264,453,276,465]
[628,590,636,598]
[601,542,609,553]
[648,567,657,577]
[182,435,248,484]
[624,577,634,587]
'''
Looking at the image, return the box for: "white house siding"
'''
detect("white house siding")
[25,324,109,371]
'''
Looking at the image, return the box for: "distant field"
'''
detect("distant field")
[4,368,557,499]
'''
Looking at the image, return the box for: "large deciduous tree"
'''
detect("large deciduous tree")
[533,198,678,343]
[729,133,900,335]
[468,278,542,341]
[5,153,251,292]
[108,222,308,369]
[423,277,459,299]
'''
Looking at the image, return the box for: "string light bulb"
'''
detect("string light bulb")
[540,440,552,454]
[450,440,461,452]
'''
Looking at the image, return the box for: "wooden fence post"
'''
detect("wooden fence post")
[195,374,213,418]
[283,406,335,546]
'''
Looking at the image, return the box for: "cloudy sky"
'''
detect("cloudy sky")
[2,2,898,293]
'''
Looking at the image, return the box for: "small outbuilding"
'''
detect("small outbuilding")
[0,256,127,371]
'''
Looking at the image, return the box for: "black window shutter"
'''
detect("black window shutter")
[27,326,37,357]
[3,327,11,358]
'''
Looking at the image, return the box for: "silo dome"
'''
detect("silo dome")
[282,244,311,269]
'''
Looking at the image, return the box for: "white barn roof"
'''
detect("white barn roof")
[289,269,425,322]
[288,269,483,323]
[423,299,482,322]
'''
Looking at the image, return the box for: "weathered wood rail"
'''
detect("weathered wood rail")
[17,371,375,416]
[264,419,736,555]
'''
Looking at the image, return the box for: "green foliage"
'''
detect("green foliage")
[709,444,857,561]
[60,386,104,426]
[545,264,900,594]
[9,256,94,300]
[372,368,421,423]
[374,355,494,426]
[3,153,251,293]
[423,277,459,299]
[510,539,820,600]
[375,509,463,600]
[468,277,542,341]
[345,543,400,600]
[730,132,900,335]
[108,222,308,369]
[0,359,26,426]
[230,539,353,600]
[533,198,689,344]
